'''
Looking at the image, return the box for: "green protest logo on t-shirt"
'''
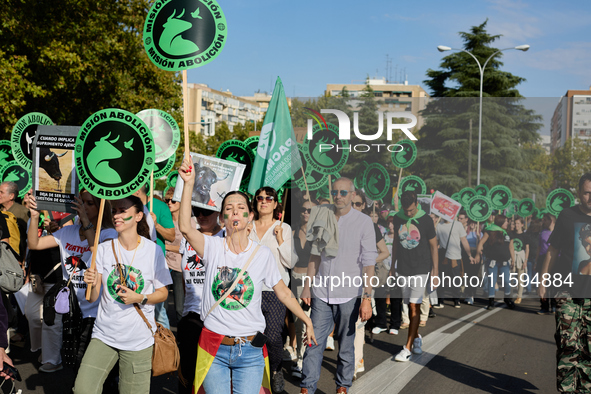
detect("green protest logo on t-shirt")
[107,266,145,304]
[513,238,524,252]
[212,266,254,311]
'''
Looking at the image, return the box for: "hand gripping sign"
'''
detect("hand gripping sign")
[75,108,155,300]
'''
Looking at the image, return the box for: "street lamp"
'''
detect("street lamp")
[437,44,530,185]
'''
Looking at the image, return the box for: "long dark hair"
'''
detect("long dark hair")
[119,195,151,239]
[252,187,281,220]
[488,214,508,245]
[80,189,114,229]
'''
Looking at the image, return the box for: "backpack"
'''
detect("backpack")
[1,211,20,256]
[0,241,24,293]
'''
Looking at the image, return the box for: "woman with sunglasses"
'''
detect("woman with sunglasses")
[177,204,221,394]
[75,195,172,393]
[249,186,296,392]
[177,158,316,394]
[27,190,116,373]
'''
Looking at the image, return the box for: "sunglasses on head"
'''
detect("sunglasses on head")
[301,208,311,214]
[331,190,351,197]
[194,208,216,217]
[352,201,364,207]
[256,195,275,202]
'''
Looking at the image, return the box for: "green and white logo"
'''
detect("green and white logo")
[0,161,31,198]
[212,266,254,311]
[546,188,575,216]
[353,161,369,190]
[153,154,176,179]
[398,175,426,195]
[474,184,489,197]
[489,185,512,210]
[459,187,476,207]
[513,238,524,252]
[11,112,53,171]
[244,136,259,156]
[363,163,390,200]
[317,173,341,200]
[107,265,145,304]
[390,139,417,168]
[75,109,155,199]
[167,170,179,188]
[143,0,227,71]
[517,198,536,217]
[466,195,492,222]
[303,122,349,176]
[451,193,461,202]
[136,109,180,163]
[216,140,255,190]
[0,141,15,168]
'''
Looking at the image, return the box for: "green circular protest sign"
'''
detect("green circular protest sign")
[363,163,390,200]
[398,175,426,195]
[153,154,176,179]
[353,161,369,190]
[489,185,512,210]
[136,109,180,163]
[546,188,575,216]
[244,136,259,156]
[317,173,341,200]
[459,187,476,207]
[0,161,31,198]
[0,140,15,168]
[303,122,349,176]
[305,170,328,192]
[293,145,310,191]
[474,184,489,197]
[466,195,492,222]
[143,0,227,71]
[167,170,179,188]
[517,198,536,217]
[390,139,417,168]
[216,140,255,190]
[11,112,53,171]
[75,108,155,199]
[451,193,461,202]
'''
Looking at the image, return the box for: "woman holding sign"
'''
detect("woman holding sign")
[26,190,117,371]
[178,158,317,394]
[74,195,172,394]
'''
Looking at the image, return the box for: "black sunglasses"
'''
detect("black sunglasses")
[331,190,351,197]
[193,208,216,217]
[301,208,311,214]
[352,202,364,207]
[256,195,275,202]
[164,199,178,204]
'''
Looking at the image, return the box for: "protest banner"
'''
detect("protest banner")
[431,191,462,222]
[216,140,254,191]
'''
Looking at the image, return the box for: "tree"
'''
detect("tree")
[552,138,591,192]
[415,20,547,199]
[0,0,182,138]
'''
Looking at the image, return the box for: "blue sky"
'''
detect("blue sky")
[186,0,591,100]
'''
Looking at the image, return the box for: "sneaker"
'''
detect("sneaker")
[356,358,365,373]
[389,328,399,335]
[395,346,412,362]
[326,336,335,351]
[291,365,303,379]
[433,303,444,309]
[372,327,387,335]
[412,334,423,355]
[465,297,474,305]
[454,300,461,308]
[399,323,409,329]
[272,370,285,393]
[537,308,550,315]
[39,363,63,373]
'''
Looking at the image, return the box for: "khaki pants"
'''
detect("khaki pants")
[73,338,153,394]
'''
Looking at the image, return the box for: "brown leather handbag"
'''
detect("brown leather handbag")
[111,240,180,376]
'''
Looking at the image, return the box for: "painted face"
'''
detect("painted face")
[111,199,141,233]
[223,194,253,230]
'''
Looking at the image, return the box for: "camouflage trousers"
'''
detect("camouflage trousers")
[555,296,591,392]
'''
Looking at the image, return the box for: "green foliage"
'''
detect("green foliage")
[552,138,591,192]
[0,0,182,138]
[415,20,547,199]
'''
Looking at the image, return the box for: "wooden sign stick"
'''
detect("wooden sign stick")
[280,189,289,224]
[301,165,311,201]
[328,175,333,204]
[182,70,190,155]
[85,198,106,301]
[150,171,154,214]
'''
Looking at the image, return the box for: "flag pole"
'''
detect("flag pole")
[85,198,105,301]
[301,165,310,201]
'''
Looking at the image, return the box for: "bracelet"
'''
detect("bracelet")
[81,222,94,231]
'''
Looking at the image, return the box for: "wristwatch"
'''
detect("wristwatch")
[141,294,148,306]
[81,222,94,231]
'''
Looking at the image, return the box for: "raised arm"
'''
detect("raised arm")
[178,157,205,258]
[26,196,58,250]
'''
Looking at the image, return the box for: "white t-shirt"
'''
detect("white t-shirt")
[53,225,118,318]
[436,220,468,260]
[201,236,281,337]
[92,236,172,351]
[179,228,225,317]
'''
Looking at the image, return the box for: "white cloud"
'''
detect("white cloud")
[523,42,591,76]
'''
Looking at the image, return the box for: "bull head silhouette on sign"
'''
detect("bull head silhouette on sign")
[87,132,122,184]
[159,8,202,56]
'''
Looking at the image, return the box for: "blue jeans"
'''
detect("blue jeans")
[154,301,170,329]
[302,297,360,393]
[202,342,265,394]
[487,262,512,298]
[526,261,533,293]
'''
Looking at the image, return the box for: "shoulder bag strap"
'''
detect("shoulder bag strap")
[111,240,154,333]
[203,244,261,321]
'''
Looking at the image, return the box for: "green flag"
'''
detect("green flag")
[248,77,301,194]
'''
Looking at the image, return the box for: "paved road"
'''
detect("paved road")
[4,295,557,394]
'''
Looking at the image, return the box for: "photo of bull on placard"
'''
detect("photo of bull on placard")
[172,152,245,212]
